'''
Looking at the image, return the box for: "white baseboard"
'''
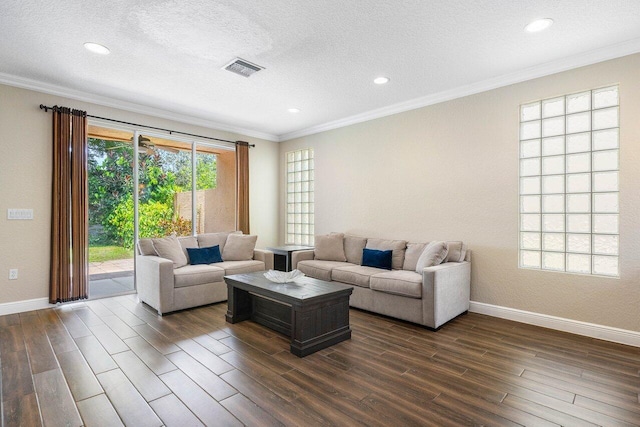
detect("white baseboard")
[469,301,640,348]
[0,297,54,316]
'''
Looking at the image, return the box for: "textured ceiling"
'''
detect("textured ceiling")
[1,0,640,140]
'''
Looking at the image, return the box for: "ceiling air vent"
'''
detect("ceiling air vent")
[223,58,264,78]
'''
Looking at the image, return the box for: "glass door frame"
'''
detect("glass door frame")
[88,118,236,293]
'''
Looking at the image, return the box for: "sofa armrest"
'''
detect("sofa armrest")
[421,261,471,329]
[253,249,274,270]
[136,255,175,315]
[291,250,315,270]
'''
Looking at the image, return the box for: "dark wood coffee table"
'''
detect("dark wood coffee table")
[224,272,352,357]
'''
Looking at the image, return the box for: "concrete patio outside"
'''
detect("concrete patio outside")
[89,258,134,299]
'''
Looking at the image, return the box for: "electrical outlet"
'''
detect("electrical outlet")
[9,269,18,280]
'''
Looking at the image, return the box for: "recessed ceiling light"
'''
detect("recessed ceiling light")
[525,18,554,33]
[83,42,110,55]
[288,108,300,113]
[374,77,390,85]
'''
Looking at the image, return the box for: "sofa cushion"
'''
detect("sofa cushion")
[179,236,198,259]
[445,241,467,262]
[173,265,225,288]
[197,231,240,253]
[332,265,386,288]
[314,233,347,262]
[416,241,449,272]
[361,248,392,270]
[403,243,427,271]
[370,271,423,299]
[366,238,407,270]
[152,234,188,268]
[297,260,353,281]
[137,239,157,256]
[223,234,258,261]
[343,234,367,265]
[187,245,223,265]
[215,260,264,275]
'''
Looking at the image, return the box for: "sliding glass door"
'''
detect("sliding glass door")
[86,124,236,299]
[87,127,135,298]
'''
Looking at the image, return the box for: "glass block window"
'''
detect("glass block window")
[519,86,619,277]
[286,148,314,245]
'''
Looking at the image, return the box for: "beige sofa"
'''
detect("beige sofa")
[136,231,273,315]
[292,234,471,330]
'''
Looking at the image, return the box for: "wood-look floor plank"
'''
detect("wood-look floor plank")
[435,386,561,427]
[166,351,237,401]
[220,393,284,427]
[33,369,83,427]
[112,351,171,402]
[361,392,471,427]
[2,300,639,426]
[503,394,600,426]
[73,307,105,327]
[462,366,576,403]
[176,338,234,375]
[37,309,77,355]
[101,315,138,340]
[220,350,306,402]
[160,369,242,427]
[582,369,640,394]
[76,393,124,427]
[0,313,21,327]
[507,390,637,426]
[123,335,177,375]
[57,349,103,401]
[20,313,59,374]
[0,325,24,356]
[2,394,42,427]
[281,368,396,427]
[1,350,34,401]
[271,350,370,401]
[56,309,92,338]
[97,369,162,427]
[522,369,639,406]
[220,368,331,427]
[148,394,204,427]
[192,333,233,356]
[74,335,118,374]
[574,395,640,425]
[89,323,129,355]
[83,300,115,317]
[132,323,181,355]
[431,393,522,427]
[219,335,294,375]
[100,299,147,327]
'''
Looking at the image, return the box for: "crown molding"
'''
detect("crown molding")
[279,37,640,141]
[0,72,279,142]
[470,301,640,348]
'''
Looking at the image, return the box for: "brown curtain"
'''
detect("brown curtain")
[236,141,250,234]
[50,107,88,303]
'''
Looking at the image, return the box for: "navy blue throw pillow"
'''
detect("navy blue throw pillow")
[361,248,393,270]
[187,245,223,265]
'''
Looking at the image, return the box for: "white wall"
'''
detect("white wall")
[280,53,640,333]
[0,84,279,307]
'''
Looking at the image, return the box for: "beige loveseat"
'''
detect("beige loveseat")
[136,232,273,315]
[292,234,471,330]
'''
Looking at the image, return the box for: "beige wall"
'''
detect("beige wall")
[280,53,640,332]
[0,84,279,305]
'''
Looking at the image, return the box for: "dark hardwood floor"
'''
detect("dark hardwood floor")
[1,294,639,426]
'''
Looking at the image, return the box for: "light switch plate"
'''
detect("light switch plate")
[7,209,33,220]
[9,269,18,280]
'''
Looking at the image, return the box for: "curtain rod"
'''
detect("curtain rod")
[39,104,255,147]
